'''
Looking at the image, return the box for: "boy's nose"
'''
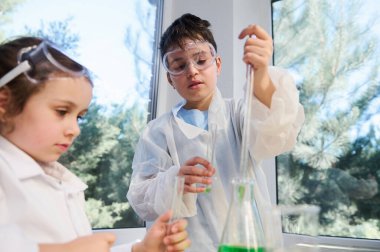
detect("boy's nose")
[186,61,199,76]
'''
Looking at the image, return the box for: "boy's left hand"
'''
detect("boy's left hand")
[238,24,273,71]
[132,210,191,252]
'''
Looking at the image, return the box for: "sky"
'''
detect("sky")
[3,0,156,107]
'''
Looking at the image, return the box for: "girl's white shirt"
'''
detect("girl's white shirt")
[0,136,133,252]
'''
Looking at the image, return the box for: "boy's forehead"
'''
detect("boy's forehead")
[167,39,208,52]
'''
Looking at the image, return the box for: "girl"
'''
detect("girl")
[0,36,190,252]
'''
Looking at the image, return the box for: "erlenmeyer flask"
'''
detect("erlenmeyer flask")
[218,178,266,252]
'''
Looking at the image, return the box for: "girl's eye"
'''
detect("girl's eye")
[77,115,84,122]
[56,109,67,116]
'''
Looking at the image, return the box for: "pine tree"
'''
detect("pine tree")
[273,0,380,238]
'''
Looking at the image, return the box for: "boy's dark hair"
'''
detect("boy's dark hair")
[159,13,218,59]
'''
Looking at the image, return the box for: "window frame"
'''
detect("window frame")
[147,0,164,122]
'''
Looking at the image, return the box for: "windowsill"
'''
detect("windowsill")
[296,243,380,252]
[318,244,380,252]
[284,234,380,252]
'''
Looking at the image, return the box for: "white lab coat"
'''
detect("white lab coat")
[127,67,305,252]
[0,136,133,252]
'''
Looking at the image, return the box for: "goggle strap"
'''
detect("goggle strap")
[44,48,84,76]
[0,61,32,88]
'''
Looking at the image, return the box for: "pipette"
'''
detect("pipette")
[239,61,254,178]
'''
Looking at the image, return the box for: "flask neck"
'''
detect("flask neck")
[232,178,255,204]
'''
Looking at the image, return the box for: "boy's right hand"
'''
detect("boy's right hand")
[178,156,215,193]
[39,233,116,252]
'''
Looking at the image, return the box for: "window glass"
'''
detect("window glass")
[0,0,162,228]
[272,0,380,240]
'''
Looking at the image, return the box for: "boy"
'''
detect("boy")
[127,13,304,251]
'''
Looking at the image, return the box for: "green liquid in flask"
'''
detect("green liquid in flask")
[218,245,265,252]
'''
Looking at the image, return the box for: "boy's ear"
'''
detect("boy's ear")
[166,72,175,89]
[216,56,222,75]
[166,72,172,83]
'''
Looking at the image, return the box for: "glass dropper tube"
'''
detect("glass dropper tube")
[205,123,217,193]
[239,62,254,178]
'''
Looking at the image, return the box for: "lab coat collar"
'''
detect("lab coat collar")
[208,89,227,128]
[0,136,87,193]
[39,162,87,193]
[171,88,227,139]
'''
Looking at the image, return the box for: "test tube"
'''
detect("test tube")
[167,175,185,234]
[205,124,217,193]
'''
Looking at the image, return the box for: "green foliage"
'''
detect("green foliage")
[274,0,380,239]
[60,101,147,228]
[85,198,131,229]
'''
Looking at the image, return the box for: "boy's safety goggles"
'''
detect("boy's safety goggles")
[162,41,217,76]
[0,41,89,88]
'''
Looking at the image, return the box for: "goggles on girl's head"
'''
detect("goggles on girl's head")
[162,41,217,76]
[0,41,90,88]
